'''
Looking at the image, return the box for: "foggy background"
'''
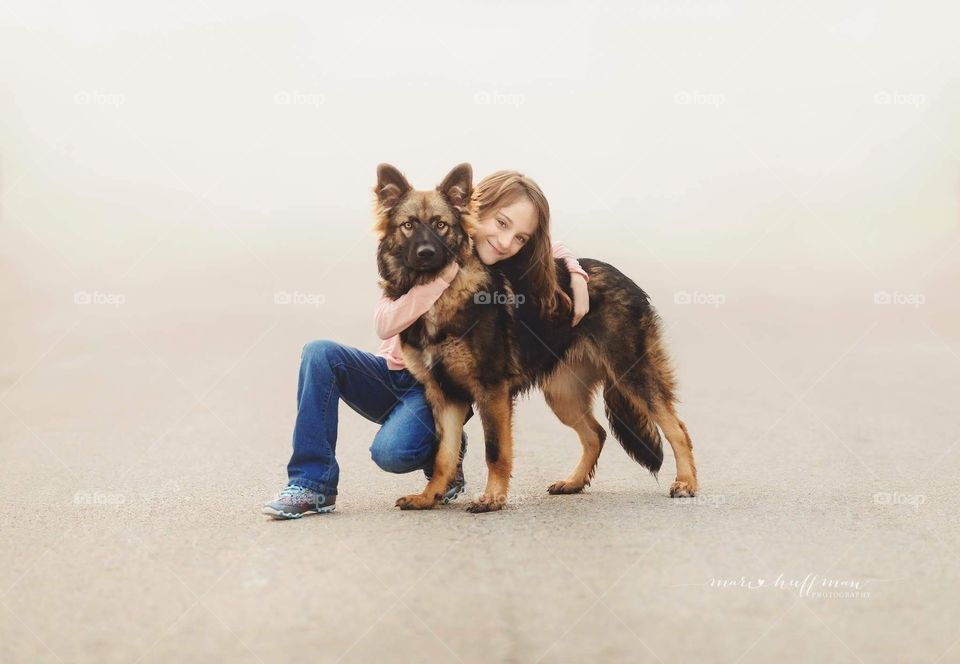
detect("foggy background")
[2,0,958,474]
[4,1,958,283]
[2,2,959,662]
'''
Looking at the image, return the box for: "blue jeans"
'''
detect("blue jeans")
[286,339,469,495]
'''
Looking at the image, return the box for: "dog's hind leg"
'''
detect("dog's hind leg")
[607,376,698,497]
[543,359,606,495]
[604,326,698,497]
[652,401,698,498]
[466,384,514,513]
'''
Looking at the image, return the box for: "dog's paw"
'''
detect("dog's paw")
[669,480,697,498]
[395,493,437,510]
[465,494,506,513]
[547,480,585,495]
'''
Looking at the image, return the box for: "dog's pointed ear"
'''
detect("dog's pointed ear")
[437,163,473,210]
[376,163,412,211]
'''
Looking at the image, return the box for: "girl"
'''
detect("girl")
[262,170,590,518]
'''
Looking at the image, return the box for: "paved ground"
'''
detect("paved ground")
[2,222,959,663]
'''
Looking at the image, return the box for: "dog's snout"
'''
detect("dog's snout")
[416,245,436,260]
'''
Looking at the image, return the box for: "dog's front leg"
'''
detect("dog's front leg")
[395,391,469,510]
[466,385,514,513]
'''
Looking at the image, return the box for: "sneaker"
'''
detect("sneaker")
[261,485,336,519]
[425,434,467,504]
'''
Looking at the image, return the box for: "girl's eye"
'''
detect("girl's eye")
[435,221,447,230]
[516,236,527,245]
[497,219,506,228]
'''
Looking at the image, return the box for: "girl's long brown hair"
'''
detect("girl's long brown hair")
[474,170,572,318]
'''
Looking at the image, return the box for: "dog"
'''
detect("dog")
[373,162,697,512]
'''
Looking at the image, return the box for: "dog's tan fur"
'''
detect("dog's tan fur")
[374,163,698,513]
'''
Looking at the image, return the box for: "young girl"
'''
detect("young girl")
[262,170,590,518]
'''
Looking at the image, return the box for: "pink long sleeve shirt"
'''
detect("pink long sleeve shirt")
[375,241,588,370]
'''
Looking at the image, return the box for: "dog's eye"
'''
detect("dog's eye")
[435,221,447,230]
[400,221,414,230]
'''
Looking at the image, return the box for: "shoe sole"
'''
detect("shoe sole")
[262,504,336,519]
[441,485,466,505]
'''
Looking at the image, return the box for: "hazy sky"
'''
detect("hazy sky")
[2,1,958,291]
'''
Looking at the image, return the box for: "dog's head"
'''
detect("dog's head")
[373,163,478,296]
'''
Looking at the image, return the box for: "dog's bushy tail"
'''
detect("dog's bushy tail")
[603,383,664,475]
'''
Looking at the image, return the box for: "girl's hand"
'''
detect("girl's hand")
[570,273,589,326]
[440,261,460,283]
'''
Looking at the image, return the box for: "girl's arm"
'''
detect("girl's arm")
[551,241,590,326]
[374,263,460,340]
[551,240,589,282]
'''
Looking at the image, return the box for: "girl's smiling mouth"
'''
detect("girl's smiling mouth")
[487,239,506,256]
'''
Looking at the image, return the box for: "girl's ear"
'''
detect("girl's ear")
[437,163,473,209]
[376,163,412,211]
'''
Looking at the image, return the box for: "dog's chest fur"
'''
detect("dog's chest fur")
[399,260,504,399]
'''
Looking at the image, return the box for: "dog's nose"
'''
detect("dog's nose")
[416,245,435,260]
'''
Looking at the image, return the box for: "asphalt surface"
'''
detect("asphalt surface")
[2,254,959,664]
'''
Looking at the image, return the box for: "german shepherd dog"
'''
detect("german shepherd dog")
[374,163,697,512]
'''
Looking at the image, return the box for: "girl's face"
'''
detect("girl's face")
[474,195,539,265]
